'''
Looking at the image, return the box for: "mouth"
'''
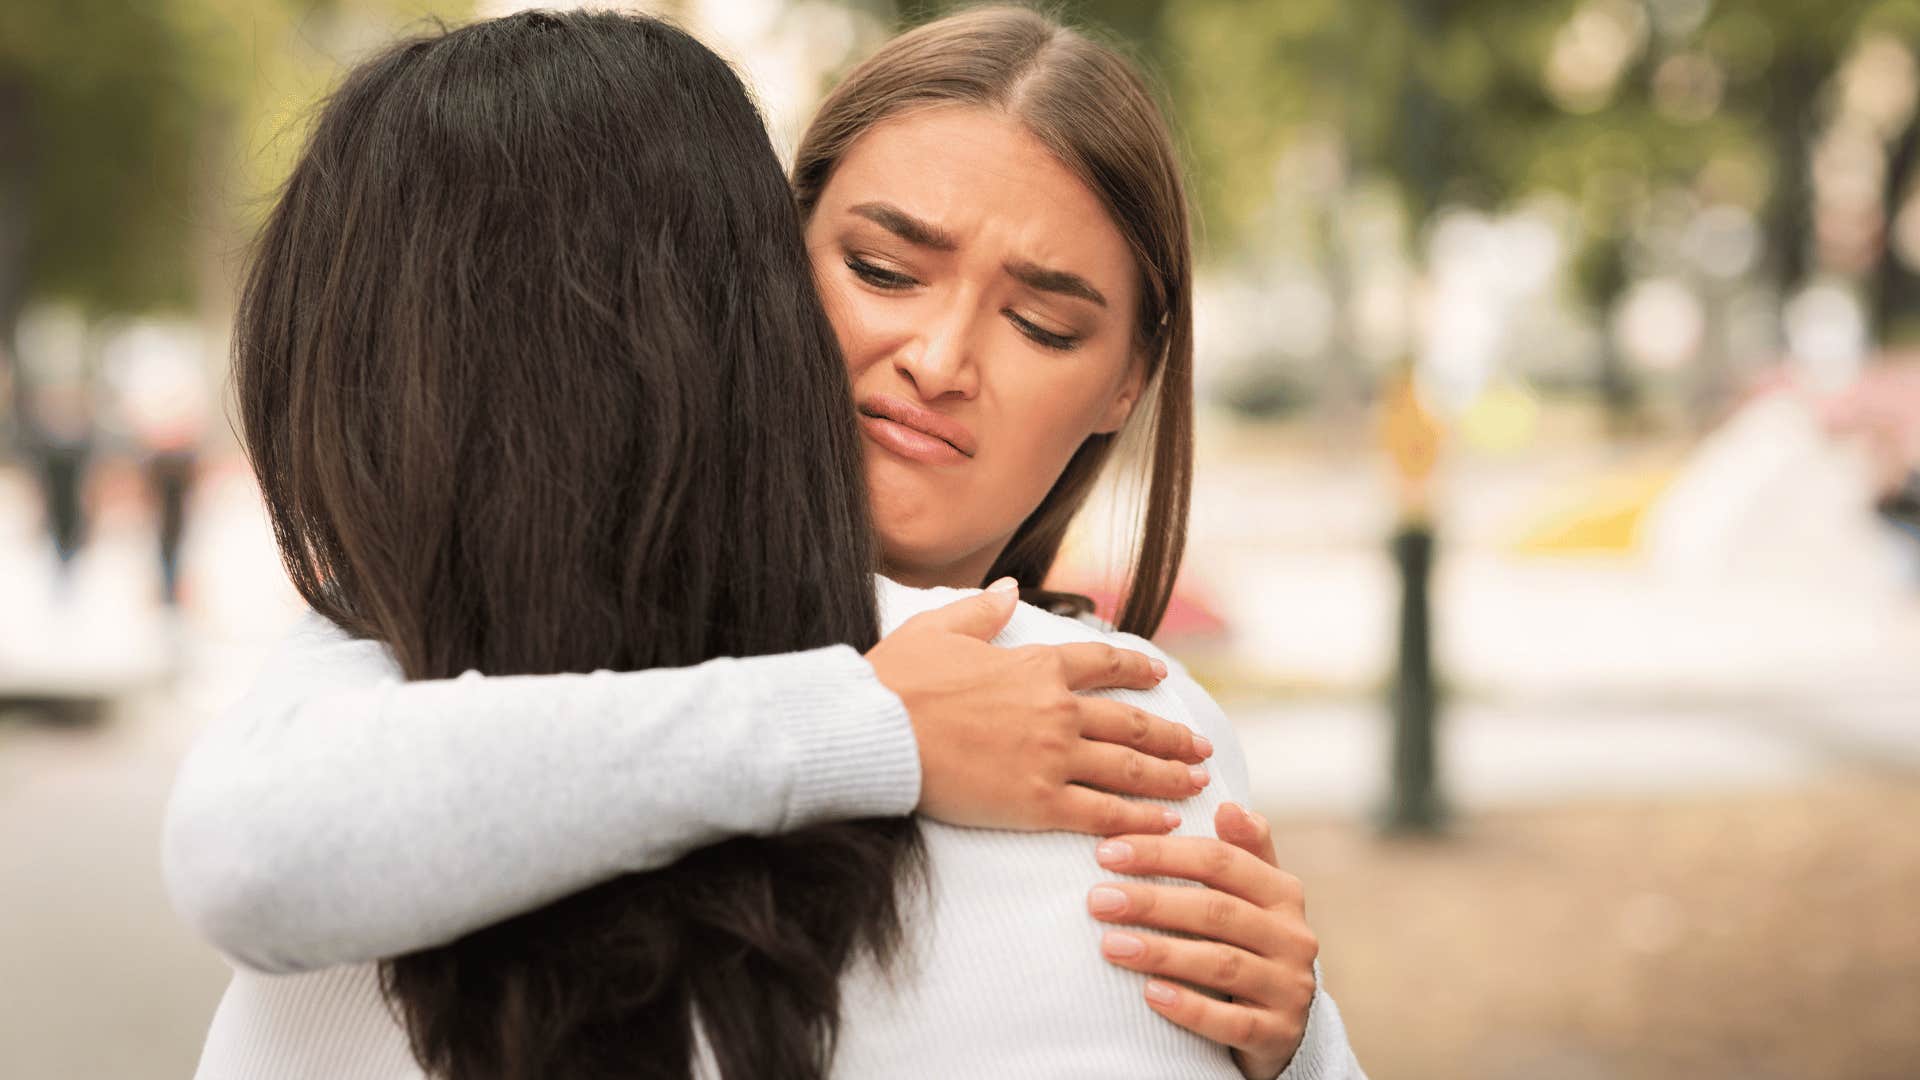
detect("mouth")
[857,394,977,465]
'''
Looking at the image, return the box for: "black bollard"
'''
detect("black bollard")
[1383,522,1445,833]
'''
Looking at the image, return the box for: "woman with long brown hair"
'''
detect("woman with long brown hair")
[169,7,1362,1079]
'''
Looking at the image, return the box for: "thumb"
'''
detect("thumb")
[914,577,1019,641]
[1216,802,1279,866]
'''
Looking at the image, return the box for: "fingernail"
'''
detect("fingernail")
[1087,886,1127,915]
[1149,658,1168,679]
[1189,766,1209,788]
[1162,809,1181,830]
[1192,734,1213,758]
[987,576,1018,594]
[1096,840,1132,866]
[1144,980,1179,1005]
[1102,931,1145,959]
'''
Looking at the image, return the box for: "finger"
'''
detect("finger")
[1068,741,1207,800]
[1093,835,1294,908]
[1215,802,1278,867]
[1099,930,1282,1005]
[906,578,1018,641]
[1085,882,1287,955]
[1052,785,1181,837]
[1050,642,1167,691]
[1140,978,1297,1055]
[1078,698,1210,763]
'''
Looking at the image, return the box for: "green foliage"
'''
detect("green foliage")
[934,0,1920,296]
[0,1,218,314]
[0,0,467,322]
[12,0,1920,324]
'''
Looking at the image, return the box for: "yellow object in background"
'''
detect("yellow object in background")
[1381,369,1444,521]
[1510,466,1678,555]
[1459,379,1542,454]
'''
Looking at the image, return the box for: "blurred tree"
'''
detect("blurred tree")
[1155,0,1920,417]
[0,1,210,437]
[0,0,470,444]
[1855,3,1920,340]
[0,3,209,325]
[920,2,1920,412]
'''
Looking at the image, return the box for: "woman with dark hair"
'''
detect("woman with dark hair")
[210,10,944,1078]
[168,7,1362,1080]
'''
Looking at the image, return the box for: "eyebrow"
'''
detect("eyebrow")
[847,201,1109,308]
[1004,259,1108,308]
[849,202,958,252]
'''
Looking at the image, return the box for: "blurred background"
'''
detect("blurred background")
[3,0,1918,1077]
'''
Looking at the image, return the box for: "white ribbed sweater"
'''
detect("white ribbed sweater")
[169,578,1362,1079]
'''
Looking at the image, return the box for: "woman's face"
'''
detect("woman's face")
[804,105,1144,589]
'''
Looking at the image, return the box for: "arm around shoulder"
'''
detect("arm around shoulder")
[161,613,920,973]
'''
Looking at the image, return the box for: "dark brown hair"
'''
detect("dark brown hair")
[232,11,921,1079]
[794,4,1195,636]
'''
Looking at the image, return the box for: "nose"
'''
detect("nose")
[894,307,980,401]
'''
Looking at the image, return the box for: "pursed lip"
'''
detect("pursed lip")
[857,393,978,458]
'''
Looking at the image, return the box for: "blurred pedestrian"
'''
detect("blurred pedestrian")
[108,323,209,609]
[25,383,93,589]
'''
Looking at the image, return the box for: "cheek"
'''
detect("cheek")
[985,337,1133,455]
[985,399,1095,495]
[812,272,888,380]
[973,368,1113,506]
[808,251,863,373]
[839,306,886,381]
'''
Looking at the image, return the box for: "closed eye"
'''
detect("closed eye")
[1006,310,1082,352]
[846,255,918,291]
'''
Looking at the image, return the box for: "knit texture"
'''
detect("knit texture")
[178,578,1362,1079]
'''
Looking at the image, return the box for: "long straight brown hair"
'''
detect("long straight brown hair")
[232,11,921,1079]
[794,4,1196,638]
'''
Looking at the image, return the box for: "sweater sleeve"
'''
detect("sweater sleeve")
[1274,963,1368,1080]
[161,612,921,975]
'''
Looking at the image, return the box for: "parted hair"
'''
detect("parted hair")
[794,4,1196,637]
[232,10,922,1079]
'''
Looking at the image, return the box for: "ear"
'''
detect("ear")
[1093,355,1149,435]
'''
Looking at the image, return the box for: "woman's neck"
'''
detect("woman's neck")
[879,545,1003,591]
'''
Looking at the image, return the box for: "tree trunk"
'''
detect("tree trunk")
[1583,236,1644,437]
[1763,51,1824,307]
[0,71,34,446]
[1871,111,1920,344]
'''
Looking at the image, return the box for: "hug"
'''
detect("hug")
[163,7,1365,1079]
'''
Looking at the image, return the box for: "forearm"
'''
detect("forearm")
[162,618,919,973]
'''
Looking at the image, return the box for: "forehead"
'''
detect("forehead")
[823,106,1136,296]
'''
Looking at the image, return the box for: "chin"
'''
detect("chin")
[869,512,982,588]
[862,455,999,584]
[866,457,944,528]
[873,524,972,582]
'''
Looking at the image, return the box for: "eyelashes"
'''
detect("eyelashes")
[1004,311,1081,352]
[842,255,1084,353]
[845,255,917,291]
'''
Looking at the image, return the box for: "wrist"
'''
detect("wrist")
[775,646,922,828]
[1231,1046,1289,1080]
